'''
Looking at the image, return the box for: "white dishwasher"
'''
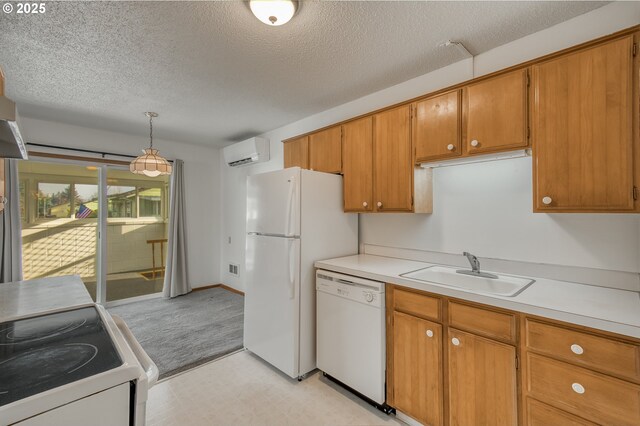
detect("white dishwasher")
[316,270,389,411]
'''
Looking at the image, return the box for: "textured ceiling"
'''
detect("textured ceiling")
[1,1,607,147]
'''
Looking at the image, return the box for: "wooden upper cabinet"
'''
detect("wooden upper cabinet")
[448,328,518,426]
[413,90,462,162]
[532,35,635,212]
[309,126,342,173]
[342,117,373,212]
[373,105,414,212]
[463,69,529,155]
[393,312,443,426]
[283,136,309,169]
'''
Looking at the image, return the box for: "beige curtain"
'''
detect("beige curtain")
[163,159,190,298]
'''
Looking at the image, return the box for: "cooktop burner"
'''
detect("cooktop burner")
[0,317,87,345]
[0,307,122,407]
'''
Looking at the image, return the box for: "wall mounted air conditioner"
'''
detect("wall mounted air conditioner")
[223,137,270,167]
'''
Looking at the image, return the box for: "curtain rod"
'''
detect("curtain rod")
[26,142,174,163]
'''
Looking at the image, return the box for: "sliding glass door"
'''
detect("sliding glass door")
[105,168,169,302]
[18,159,170,303]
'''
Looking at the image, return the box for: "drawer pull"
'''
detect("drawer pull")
[570,344,584,355]
[425,329,434,338]
[572,383,585,394]
[451,337,460,346]
[447,144,455,151]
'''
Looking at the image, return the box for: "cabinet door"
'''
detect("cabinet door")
[309,126,342,173]
[464,69,528,155]
[448,328,517,426]
[532,36,634,211]
[393,312,443,426]
[342,117,373,212]
[373,105,413,212]
[414,90,461,162]
[283,136,309,169]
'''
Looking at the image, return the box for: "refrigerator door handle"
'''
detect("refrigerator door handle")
[285,175,296,237]
[287,238,296,300]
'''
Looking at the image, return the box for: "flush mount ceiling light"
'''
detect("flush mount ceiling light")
[250,0,297,26]
[130,112,172,177]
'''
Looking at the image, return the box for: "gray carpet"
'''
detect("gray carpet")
[109,287,244,380]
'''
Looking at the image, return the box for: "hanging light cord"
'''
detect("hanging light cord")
[149,114,154,149]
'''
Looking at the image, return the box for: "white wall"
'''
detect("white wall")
[220,2,640,292]
[19,117,222,288]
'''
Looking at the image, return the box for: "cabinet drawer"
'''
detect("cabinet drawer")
[526,319,640,381]
[526,353,640,426]
[526,398,597,426]
[448,302,515,342]
[393,289,441,321]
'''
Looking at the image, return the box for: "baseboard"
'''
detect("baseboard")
[191,284,220,292]
[193,283,245,296]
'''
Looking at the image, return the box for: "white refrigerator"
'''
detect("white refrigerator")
[244,167,358,379]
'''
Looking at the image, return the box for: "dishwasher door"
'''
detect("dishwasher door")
[316,270,385,404]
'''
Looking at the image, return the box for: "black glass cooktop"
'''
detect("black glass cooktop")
[0,307,122,406]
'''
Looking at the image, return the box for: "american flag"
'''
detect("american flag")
[76,204,93,219]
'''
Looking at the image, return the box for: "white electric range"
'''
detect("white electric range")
[0,276,158,426]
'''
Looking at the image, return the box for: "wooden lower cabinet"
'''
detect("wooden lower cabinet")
[392,311,443,426]
[447,328,518,426]
[387,286,517,426]
[387,285,640,426]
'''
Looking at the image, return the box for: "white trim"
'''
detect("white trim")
[97,166,108,305]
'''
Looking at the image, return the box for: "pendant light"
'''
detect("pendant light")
[250,0,296,26]
[130,112,172,177]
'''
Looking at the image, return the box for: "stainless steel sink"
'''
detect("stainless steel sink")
[400,265,535,297]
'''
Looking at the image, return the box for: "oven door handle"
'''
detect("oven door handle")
[112,314,159,388]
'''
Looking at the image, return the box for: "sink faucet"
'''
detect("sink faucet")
[463,252,480,273]
[457,252,498,279]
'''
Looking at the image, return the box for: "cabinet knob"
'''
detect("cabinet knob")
[362,201,368,208]
[447,144,455,151]
[470,139,479,147]
[572,383,585,394]
[451,337,460,346]
[570,344,584,355]
[542,196,553,205]
[425,330,434,338]
[377,201,382,208]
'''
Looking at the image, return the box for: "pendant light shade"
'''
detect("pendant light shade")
[250,0,296,26]
[130,112,172,177]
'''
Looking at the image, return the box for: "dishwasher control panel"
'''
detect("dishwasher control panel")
[316,270,384,308]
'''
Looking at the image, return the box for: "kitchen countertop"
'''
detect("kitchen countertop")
[315,254,640,339]
[0,275,93,322]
